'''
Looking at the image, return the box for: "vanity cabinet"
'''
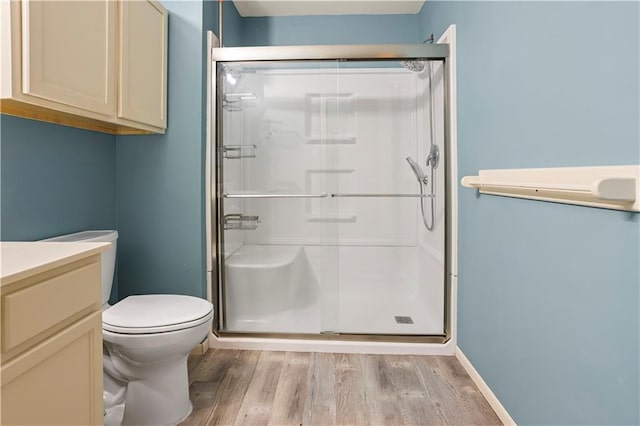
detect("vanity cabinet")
[0,0,167,135]
[1,242,110,425]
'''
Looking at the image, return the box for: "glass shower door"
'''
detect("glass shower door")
[217,61,341,334]
[330,60,446,336]
[216,58,447,338]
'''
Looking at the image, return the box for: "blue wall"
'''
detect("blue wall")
[220,0,244,47]
[420,2,639,424]
[241,14,419,46]
[0,115,117,300]
[113,5,420,299]
[0,1,225,303]
[3,5,638,424]
[0,115,116,241]
[115,0,219,299]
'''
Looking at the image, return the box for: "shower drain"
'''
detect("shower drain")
[394,316,414,324]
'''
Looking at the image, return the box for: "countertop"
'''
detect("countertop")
[0,242,111,286]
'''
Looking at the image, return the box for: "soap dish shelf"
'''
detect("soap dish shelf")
[223,214,260,230]
[222,144,257,159]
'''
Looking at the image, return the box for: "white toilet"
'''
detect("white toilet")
[43,230,213,426]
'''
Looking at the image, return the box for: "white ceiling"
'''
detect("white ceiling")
[232,1,426,17]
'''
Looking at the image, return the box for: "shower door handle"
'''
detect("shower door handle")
[224,193,433,198]
[331,193,434,198]
[223,193,328,198]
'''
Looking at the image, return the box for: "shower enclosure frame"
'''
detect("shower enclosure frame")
[210,43,453,344]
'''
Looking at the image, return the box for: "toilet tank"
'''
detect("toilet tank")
[42,230,118,306]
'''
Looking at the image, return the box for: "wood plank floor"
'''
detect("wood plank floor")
[183,349,501,426]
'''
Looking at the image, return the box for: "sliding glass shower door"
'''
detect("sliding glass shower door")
[216,58,446,338]
[218,61,341,334]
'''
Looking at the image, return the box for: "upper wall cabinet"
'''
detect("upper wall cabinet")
[118,0,167,129]
[22,1,116,116]
[0,0,168,135]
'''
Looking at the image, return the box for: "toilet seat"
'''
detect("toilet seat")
[103,294,213,334]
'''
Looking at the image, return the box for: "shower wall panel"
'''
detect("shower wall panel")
[240,69,421,247]
[222,106,245,257]
[417,61,446,262]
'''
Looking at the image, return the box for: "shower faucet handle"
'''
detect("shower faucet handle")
[426,145,440,169]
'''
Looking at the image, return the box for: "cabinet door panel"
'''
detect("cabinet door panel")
[118,0,167,128]
[22,0,115,115]
[1,312,103,425]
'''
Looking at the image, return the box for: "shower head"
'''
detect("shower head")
[223,67,241,86]
[400,60,425,73]
[406,156,428,185]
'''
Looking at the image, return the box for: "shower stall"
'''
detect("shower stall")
[208,43,454,345]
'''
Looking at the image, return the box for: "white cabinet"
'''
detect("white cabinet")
[2,312,104,425]
[0,0,167,135]
[118,0,167,128]
[22,0,116,115]
[0,242,109,425]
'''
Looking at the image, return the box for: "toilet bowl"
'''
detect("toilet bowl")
[103,295,213,425]
[43,230,213,426]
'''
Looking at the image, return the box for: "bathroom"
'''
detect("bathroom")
[1,1,639,425]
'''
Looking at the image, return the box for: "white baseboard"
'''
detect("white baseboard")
[455,347,517,426]
[208,331,456,355]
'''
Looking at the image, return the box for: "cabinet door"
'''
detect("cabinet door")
[21,0,116,115]
[118,0,167,128]
[1,311,103,425]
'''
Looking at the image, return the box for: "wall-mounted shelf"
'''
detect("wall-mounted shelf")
[222,144,257,159]
[223,93,257,112]
[461,165,640,212]
[223,214,260,230]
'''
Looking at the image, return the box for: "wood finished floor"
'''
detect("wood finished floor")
[183,349,501,426]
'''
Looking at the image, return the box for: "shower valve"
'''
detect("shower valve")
[426,145,440,169]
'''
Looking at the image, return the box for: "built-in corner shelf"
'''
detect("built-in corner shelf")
[461,165,640,212]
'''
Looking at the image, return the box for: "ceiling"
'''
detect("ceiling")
[232,1,426,17]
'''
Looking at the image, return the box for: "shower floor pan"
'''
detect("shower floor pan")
[223,245,442,336]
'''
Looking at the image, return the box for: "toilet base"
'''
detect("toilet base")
[104,404,124,426]
[102,305,213,426]
[111,353,192,426]
[105,402,193,426]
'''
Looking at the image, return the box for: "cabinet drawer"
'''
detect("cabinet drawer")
[2,260,101,353]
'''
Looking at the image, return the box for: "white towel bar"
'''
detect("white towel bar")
[461,165,640,212]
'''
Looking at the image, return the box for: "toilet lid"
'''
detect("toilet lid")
[103,295,213,334]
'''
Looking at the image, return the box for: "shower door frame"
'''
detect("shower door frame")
[211,43,453,344]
